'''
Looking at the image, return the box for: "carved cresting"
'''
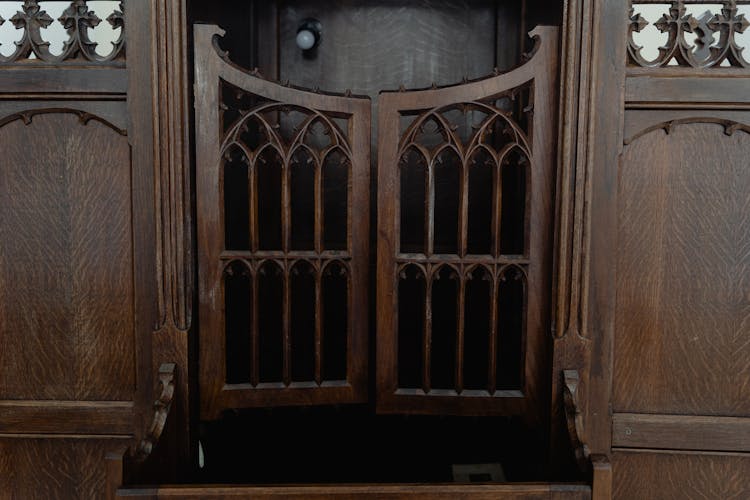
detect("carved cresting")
[629,0,750,68]
[0,0,125,64]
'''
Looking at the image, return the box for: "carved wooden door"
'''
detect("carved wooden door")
[376,26,558,419]
[195,25,370,419]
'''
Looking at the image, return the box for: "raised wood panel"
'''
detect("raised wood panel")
[0,401,134,435]
[0,437,130,500]
[625,75,750,105]
[0,112,135,401]
[612,451,750,500]
[612,413,750,452]
[615,121,750,416]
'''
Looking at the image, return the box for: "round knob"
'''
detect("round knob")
[296,29,317,51]
[296,18,322,51]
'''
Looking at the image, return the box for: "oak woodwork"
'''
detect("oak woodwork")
[612,451,750,499]
[615,121,750,417]
[195,24,371,418]
[0,437,131,500]
[0,0,125,65]
[135,364,177,461]
[1,0,748,496]
[590,455,611,500]
[563,370,589,472]
[112,483,592,499]
[376,26,558,418]
[0,112,134,401]
[628,0,750,68]
[612,413,750,452]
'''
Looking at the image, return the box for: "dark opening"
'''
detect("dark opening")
[467,149,495,255]
[257,149,283,250]
[323,262,349,381]
[499,151,527,256]
[464,267,492,391]
[397,265,425,389]
[399,148,427,254]
[291,262,316,382]
[224,262,251,384]
[433,149,461,255]
[223,149,250,250]
[290,150,316,251]
[323,150,349,251]
[496,267,525,390]
[431,266,457,390]
[258,262,284,383]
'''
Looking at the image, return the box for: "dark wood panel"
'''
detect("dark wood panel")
[0,401,134,435]
[615,122,750,416]
[278,0,503,97]
[612,451,750,500]
[613,413,750,452]
[0,68,127,94]
[625,75,750,105]
[0,437,130,500]
[0,113,135,401]
[115,483,591,499]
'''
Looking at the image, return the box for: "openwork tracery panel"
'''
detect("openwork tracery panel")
[195,25,370,418]
[377,27,558,417]
[628,0,750,68]
[0,1,125,64]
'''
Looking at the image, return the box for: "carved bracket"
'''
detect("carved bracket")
[563,369,590,472]
[134,363,176,462]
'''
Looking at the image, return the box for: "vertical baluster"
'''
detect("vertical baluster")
[315,265,323,385]
[494,155,503,257]
[282,157,291,253]
[314,153,323,254]
[455,270,466,394]
[249,157,258,252]
[250,265,259,386]
[488,269,499,394]
[459,156,469,257]
[282,262,291,386]
[426,159,435,257]
[423,271,432,393]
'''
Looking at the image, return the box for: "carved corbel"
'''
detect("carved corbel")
[563,369,590,472]
[134,363,176,462]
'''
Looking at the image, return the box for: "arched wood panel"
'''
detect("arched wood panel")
[615,121,750,416]
[0,112,134,401]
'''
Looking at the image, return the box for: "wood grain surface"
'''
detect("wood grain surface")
[0,113,135,401]
[0,437,130,500]
[613,450,750,500]
[615,122,750,416]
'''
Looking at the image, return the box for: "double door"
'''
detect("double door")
[194,24,559,423]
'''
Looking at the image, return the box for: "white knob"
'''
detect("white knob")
[296,29,316,50]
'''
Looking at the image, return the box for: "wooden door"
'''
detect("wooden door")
[194,25,371,419]
[376,26,558,420]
